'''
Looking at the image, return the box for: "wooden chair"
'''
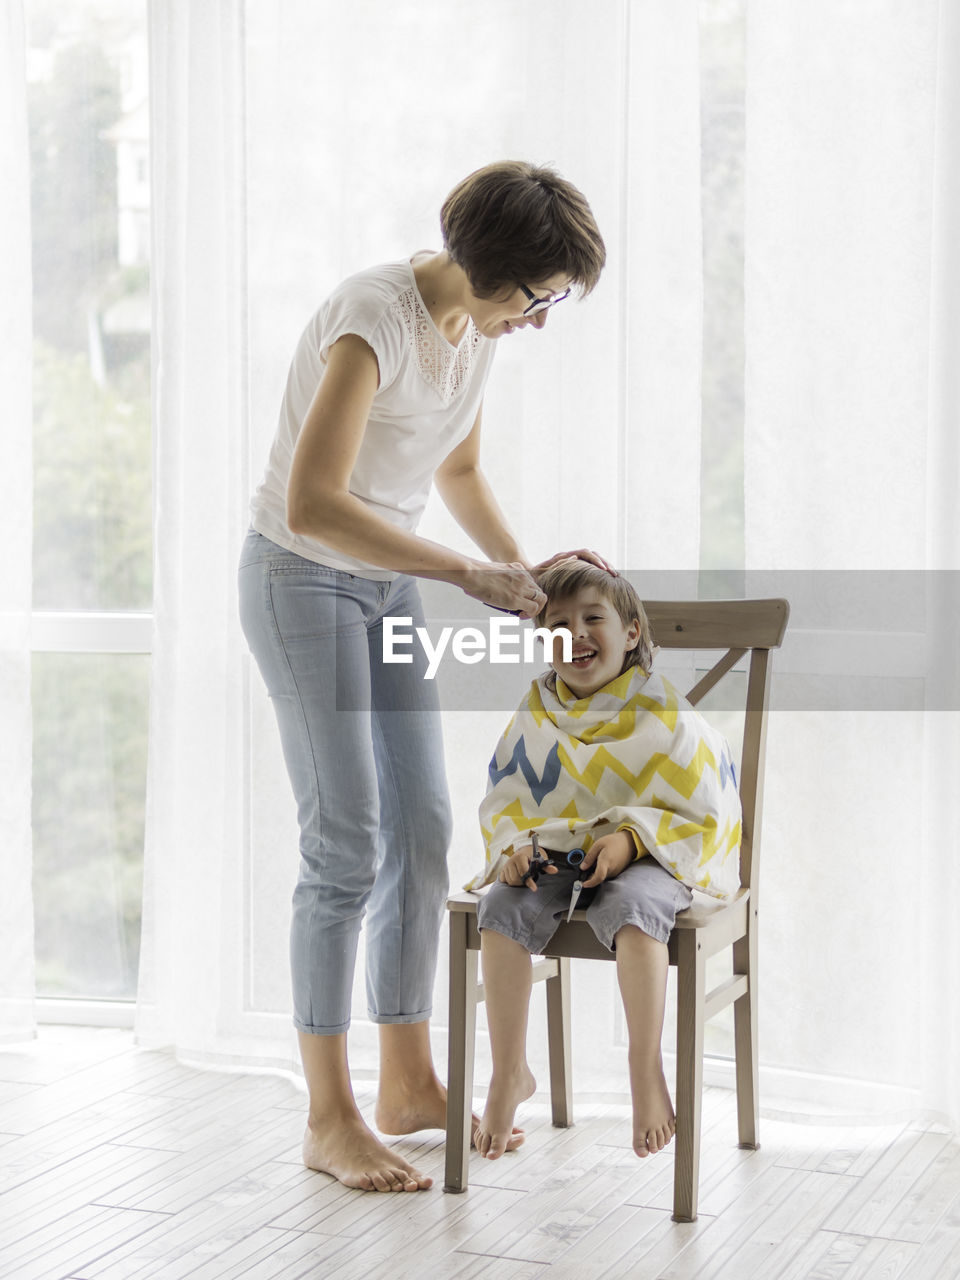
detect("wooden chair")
[443,597,789,1221]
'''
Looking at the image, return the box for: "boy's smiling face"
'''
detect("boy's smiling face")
[542,588,641,698]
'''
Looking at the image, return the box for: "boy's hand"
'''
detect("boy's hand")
[499,844,559,892]
[579,832,636,888]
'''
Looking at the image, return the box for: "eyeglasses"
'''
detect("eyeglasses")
[519,282,572,316]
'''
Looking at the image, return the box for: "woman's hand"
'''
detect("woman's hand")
[579,832,636,888]
[499,844,559,892]
[459,562,547,620]
[531,549,618,578]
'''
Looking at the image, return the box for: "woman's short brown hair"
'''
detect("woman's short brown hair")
[535,561,655,676]
[440,161,606,300]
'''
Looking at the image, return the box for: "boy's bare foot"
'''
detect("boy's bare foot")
[630,1055,677,1158]
[302,1116,432,1191]
[475,1065,537,1160]
[375,1075,524,1152]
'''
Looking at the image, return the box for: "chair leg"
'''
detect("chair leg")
[673,929,705,1222]
[444,912,478,1192]
[733,911,760,1149]
[545,955,573,1127]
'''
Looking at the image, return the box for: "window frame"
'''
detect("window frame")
[32,609,152,1026]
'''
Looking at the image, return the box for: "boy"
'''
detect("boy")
[466,562,741,1161]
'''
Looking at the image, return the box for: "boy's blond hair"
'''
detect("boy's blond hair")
[535,562,655,676]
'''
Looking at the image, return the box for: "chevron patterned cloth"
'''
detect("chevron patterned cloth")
[468,665,742,899]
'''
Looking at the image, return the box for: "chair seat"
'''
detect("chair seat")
[445,885,750,966]
[446,885,749,931]
[673,885,750,930]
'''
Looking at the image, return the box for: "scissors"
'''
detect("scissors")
[566,862,585,921]
[521,831,552,886]
[522,835,586,919]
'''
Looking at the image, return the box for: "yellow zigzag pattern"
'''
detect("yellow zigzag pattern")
[554,734,720,802]
[527,683,549,728]
[576,683,678,744]
[479,802,739,876]
[653,808,741,869]
[480,797,584,846]
[555,742,637,792]
[636,739,721,799]
[528,677,680,740]
[555,668,635,718]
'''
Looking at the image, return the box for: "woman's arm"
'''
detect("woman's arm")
[434,405,618,579]
[433,407,531,566]
[286,336,545,615]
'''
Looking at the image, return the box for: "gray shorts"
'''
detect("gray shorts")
[477,857,694,954]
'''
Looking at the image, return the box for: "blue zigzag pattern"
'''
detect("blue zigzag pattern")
[488,737,563,805]
[719,747,737,791]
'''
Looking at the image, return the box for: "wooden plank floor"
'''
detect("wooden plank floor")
[1,1029,958,1280]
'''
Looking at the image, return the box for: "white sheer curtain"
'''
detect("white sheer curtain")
[14,0,936,1131]
[136,0,704,1079]
[744,0,959,1127]
[920,0,960,1129]
[135,0,255,1061]
[0,0,36,1044]
[1,0,956,1130]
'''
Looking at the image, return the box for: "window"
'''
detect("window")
[27,0,151,1011]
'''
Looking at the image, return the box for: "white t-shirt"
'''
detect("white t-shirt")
[250,255,497,580]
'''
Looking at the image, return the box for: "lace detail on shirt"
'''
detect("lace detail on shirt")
[391,287,484,405]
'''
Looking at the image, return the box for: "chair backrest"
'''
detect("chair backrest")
[642,599,789,899]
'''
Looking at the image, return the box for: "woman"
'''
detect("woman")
[238,160,608,1193]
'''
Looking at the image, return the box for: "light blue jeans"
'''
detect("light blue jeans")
[237,529,451,1034]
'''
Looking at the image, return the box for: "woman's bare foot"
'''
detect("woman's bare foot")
[302,1115,432,1191]
[374,1073,524,1152]
[475,1065,537,1160]
[630,1055,676,1158]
